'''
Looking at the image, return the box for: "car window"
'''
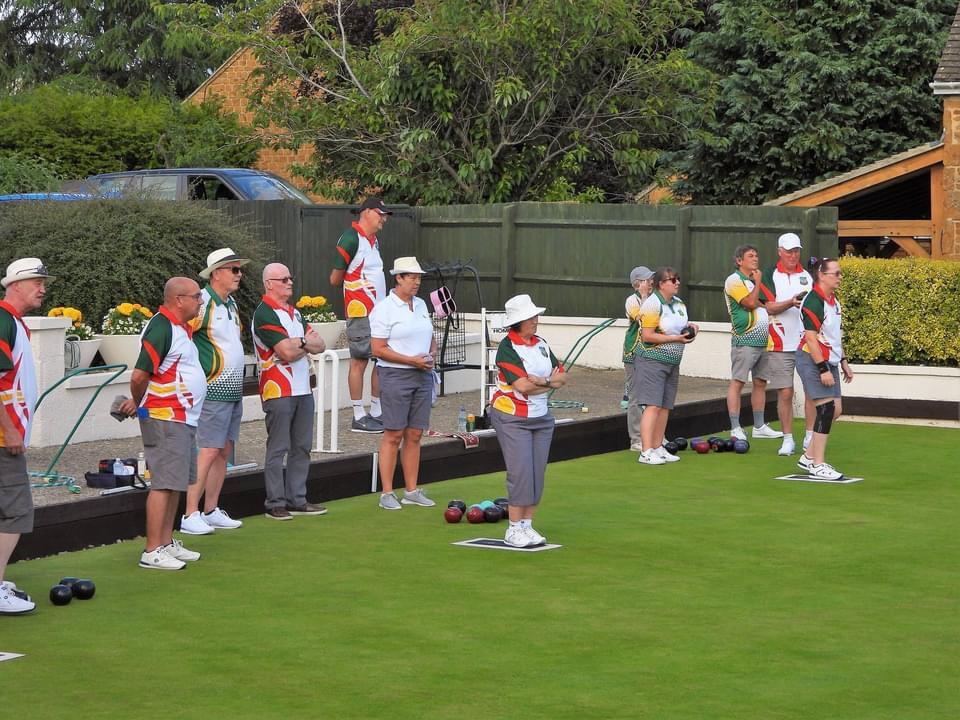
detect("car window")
[140,175,179,200]
[230,174,313,203]
[187,175,238,201]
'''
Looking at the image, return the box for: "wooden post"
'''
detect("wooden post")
[676,206,692,292]
[931,164,945,259]
[499,204,517,308]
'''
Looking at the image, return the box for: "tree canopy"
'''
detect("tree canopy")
[673,0,957,204]
[0,0,243,96]
[169,0,714,204]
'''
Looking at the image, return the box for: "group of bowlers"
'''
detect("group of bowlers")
[623,232,853,480]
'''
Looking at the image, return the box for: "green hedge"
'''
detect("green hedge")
[839,257,960,367]
[0,200,273,335]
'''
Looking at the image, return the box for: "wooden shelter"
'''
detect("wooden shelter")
[766,4,960,260]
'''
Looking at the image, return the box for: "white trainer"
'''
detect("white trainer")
[629,443,644,452]
[0,585,35,614]
[730,427,747,441]
[203,507,243,529]
[139,546,186,571]
[401,488,436,507]
[655,446,680,463]
[1,579,32,602]
[752,424,784,439]
[809,462,843,481]
[504,526,532,548]
[778,437,796,456]
[637,449,666,465]
[167,538,201,562]
[797,454,814,472]
[180,511,215,535]
[525,526,547,545]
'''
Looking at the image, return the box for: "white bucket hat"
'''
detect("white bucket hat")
[503,294,545,326]
[2,257,55,288]
[389,256,426,275]
[199,248,250,279]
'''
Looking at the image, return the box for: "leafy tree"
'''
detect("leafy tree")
[0,80,261,180]
[673,0,956,204]
[168,0,713,204]
[0,0,243,96]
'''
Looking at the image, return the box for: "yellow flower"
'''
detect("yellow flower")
[48,307,64,317]
[64,308,82,322]
[296,296,310,308]
[315,295,326,306]
[118,302,135,316]
[142,308,153,318]
[132,304,142,311]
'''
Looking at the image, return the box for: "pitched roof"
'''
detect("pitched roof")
[765,140,943,206]
[934,2,960,85]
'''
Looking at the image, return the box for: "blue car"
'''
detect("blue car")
[61,168,314,204]
[0,192,93,202]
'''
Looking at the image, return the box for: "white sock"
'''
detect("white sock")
[509,521,521,530]
[352,401,365,421]
[520,519,531,529]
[804,430,813,444]
[370,396,382,417]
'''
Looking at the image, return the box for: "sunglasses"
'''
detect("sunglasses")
[219,266,243,275]
[268,276,294,284]
[178,292,203,302]
[664,277,680,284]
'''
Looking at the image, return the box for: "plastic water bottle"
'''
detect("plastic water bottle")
[457,406,467,433]
[137,452,147,480]
[113,457,125,478]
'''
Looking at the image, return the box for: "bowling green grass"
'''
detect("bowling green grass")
[3,421,959,720]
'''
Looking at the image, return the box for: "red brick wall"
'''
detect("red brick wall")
[187,49,324,200]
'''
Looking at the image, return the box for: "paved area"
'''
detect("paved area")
[28,369,729,508]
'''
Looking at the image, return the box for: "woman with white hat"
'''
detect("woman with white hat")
[489,294,566,547]
[369,257,438,510]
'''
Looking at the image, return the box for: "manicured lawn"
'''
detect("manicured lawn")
[3,421,958,719]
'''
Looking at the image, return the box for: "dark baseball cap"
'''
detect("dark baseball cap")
[356,197,393,215]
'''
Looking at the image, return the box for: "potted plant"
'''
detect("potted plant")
[49,306,100,369]
[96,303,154,369]
[295,295,344,349]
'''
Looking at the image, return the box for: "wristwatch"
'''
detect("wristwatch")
[299,337,307,350]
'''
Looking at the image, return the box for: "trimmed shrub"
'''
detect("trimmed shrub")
[0,200,273,335]
[839,257,960,367]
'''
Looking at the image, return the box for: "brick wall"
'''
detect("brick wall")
[943,97,960,259]
[186,48,322,200]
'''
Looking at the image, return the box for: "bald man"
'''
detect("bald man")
[120,277,208,570]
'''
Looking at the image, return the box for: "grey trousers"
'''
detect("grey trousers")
[263,394,314,509]
[489,409,555,506]
[625,361,642,445]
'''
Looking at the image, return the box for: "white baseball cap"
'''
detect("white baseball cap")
[778,233,802,250]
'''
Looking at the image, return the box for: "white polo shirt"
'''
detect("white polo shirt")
[369,291,434,369]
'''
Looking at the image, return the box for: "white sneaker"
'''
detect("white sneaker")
[524,526,547,545]
[637,449,666,465]
[167,538,201,562]
[730,427,747,441]
[180,511,215,535]
[778,437,796,456]
[752,424,783,439]
[203,507,242,529]
[139,546,186,571]
[0,585,35,614]
[655,446,680,463]
[797,454,814,472]
[1,579,31,602]
[629,443,644,452]
[379,492,402,510]
[401,488,436,507]
[504,526,532,548]
[809,462,843,481]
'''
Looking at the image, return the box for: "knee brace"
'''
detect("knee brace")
[813,401,835,435]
